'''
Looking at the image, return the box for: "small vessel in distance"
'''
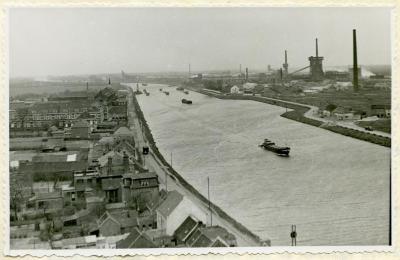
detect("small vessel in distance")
[182,98,192,104]
[176,86,184,91]
[164,91,170,95]
[259,139,290,157]
[142,83,148,86]
[159,88,163,91]
[143,89,150,96]
[184,90,189,94]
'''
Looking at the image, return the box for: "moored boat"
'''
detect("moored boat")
[259,139,290,156]
[181,98,192,104]
[184,90,189,94]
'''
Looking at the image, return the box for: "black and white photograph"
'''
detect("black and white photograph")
[7,6,393,254]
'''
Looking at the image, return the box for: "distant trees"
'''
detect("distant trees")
[10,181,24,221]
[325,104,337,113]
[16,107,30,129]
[203,80,223,92]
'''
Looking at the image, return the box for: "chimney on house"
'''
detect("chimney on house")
[107,156,112,175]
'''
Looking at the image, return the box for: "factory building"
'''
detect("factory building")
[308,38,324,81]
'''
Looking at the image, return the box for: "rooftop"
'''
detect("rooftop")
[114,126,133,136]
[174,216,199,242]
[116,228,156,248]
[156,190,184,218]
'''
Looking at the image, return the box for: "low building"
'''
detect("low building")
[333,107,360,120]
[71,120,90,139]
[156,190,208,236]
[173,216,237,247]
[122,172,160,211]
[108,106,127,122]
[30,191,63,212]
[230,85,240,94]
[371,105,391,118]
[185,226,237,247]
[97,211,138,237]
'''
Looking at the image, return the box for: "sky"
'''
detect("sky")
[9,7,392,78]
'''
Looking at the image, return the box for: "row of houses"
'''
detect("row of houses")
[11,119,237,249]
[319,104,391,120]
[10,86,128,135]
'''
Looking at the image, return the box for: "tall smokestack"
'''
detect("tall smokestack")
[285,50,287,64]
[315,38,319,57]
[353,29,359,91]
[245,67,249,81]
[108,77,111,85]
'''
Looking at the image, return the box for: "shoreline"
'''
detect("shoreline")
[191,88,391,148]
[129,89,266,246]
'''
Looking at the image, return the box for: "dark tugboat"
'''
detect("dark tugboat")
[259,139,290,157]
[164,91,170,95]
[184,90,189,94]
[181,98,192,104]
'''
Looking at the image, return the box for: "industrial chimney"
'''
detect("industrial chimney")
[245,67,249,82]
[283,50,289,75]
[353,29,359,91]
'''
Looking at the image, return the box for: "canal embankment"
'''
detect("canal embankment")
[128,88,267,246]
[191,88,390,148]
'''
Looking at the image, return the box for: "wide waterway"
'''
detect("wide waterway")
[132,83,390,246]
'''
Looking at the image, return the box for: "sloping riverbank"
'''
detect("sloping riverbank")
[130,91,266,246]
[194,89,390,148]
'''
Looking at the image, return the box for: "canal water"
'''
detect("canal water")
[132,83,390,246]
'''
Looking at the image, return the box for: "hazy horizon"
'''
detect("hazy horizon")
[9,7,392,78]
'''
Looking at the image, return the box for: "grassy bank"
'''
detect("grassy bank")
[130,92,266,246]
[196,90,391,148]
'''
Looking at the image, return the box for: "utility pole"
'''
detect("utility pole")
[291,225,297,246]
[207,177,212,226]
[165,171,168,191]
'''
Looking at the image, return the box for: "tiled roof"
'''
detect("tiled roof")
[97,151,124,167]
[72,120,89,128]
[109,106,127,115]
[116,228,156,248]
[174,216,198,242]
[101,178,121,190]
[156,190,183,218]
[35,191,62,201]
[113,126,132,136]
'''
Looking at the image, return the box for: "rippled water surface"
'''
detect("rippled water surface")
[133,83,390,246]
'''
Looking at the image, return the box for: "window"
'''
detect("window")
[140,180,149,187]
[71,193,76,201]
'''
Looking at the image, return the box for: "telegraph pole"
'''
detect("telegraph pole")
[165,171,168,191]
[291,225,297,246]
[207,177,212,226]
